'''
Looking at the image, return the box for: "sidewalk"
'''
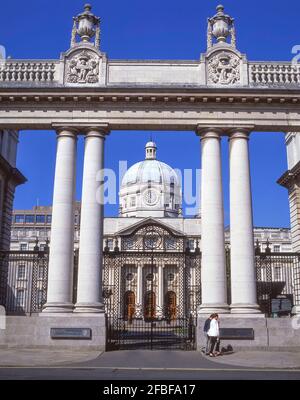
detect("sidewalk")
[205,350,300,369]
[0,348,300,369]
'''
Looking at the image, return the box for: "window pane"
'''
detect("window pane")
[20,244,28,251]
[15,215,25,223]
[17,265,26,279]
[16,290,25,307]
[25,215,35,223]
[36,215,45,223]
[46,215,52,224]
[188,240,195,250]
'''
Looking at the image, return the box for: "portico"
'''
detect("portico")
[1,4,300,350]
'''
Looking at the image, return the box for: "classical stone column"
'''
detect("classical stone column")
[74,127,109,313]
[229,130,260,314]
[136,264,143,316]
[157,265,164,317]
[43,128,77,313]
[198,128,229,314]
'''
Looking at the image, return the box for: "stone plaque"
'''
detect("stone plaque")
[50,328,92,340]
[219,328,254,340]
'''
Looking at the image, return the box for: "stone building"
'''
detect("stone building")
[278,133,300,252]
[0,130,26,251]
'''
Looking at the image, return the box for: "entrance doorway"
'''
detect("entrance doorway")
[103,223,200,350]
[165,291,177,321]
[124,290,135,322]
[144,291,156,320]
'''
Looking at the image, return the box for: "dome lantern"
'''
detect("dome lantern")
[145,141,157,160]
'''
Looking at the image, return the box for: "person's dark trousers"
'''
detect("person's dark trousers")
[205,334,210,354]
[209,336,220,354]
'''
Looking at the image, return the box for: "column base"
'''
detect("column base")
[230,303,261,314]
[73,302,105,314]
[42,302,74,314]
[198,303,230,314]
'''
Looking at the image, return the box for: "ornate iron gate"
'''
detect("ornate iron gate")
[0,250,49,315]
[103,224,201,350]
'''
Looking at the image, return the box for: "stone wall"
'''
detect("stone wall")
[0,181,16,251]
[197,316,300,351]
[288,181,300,252]
[0,315,106,350]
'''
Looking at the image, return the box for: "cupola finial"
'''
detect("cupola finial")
[145,140,157,160]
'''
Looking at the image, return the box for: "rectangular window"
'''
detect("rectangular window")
[15,215,25,223]
[46,215,52,224]
[36,215,46,224]
[274,267,281,280]
[25,215,35,223]
[16,290,25,308]
[20,243,28,251]
[273,245,280,253]
[17,265,26,280]
[188,240,195,250]
[107,239,114,250]
[130,197,136,207]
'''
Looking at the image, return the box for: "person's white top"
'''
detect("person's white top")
[207,318,219,337]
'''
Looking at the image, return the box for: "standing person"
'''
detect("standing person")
[203,314,214,355]
[207,314,221,357]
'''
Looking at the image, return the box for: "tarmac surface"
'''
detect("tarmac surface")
[0,348,300,380]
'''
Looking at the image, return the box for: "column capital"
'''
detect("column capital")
[196,126,223,139]
[227,127,253,140]
[84,124,110,139]
[55,127,79,138]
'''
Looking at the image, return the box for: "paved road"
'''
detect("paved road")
[0,366,300,380]
[0,350,300,380]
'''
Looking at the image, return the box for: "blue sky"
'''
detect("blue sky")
[1,0,298,227]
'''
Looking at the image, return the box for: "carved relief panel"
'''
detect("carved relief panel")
[64,49,101,84]
[207,51,241,85]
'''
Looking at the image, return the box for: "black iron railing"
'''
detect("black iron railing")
[255,251,300,317]
[0,250,49,315]
[1,246,300,321]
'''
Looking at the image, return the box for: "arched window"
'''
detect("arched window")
[165,291,177,321]
[144,291,156,320]
[124,291,135,322]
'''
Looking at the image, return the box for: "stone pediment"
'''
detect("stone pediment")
[114,217,186,237]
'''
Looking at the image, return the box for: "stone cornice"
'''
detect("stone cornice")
[0,154,27,186]
[277,161,300,188]
[0,88,300,105]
